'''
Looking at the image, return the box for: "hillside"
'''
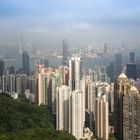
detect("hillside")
[0,93,76,140]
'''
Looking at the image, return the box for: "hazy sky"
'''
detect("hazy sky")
[0,0,140,48]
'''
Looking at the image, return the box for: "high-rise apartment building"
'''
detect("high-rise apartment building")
[89,70,97,82]
[38,67,53,106]
[34,64,44,104]
[27,76,35,94]
[69,90,85,140]
[51,70,61,114]
[95,66,108,82]
[9,74,16,92]
[36,65,55,106]
[56,85,70,131]
[69,56,82,91]
[16,74,28,94]
[85,78,96,131]
[2,75,9,92]
[95,94,109,140]
[56,84,91,139]
[38,68,47,105]
[59,66,69,86]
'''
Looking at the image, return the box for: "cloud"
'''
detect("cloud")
[0,0,140,47]
[67,22,92,30]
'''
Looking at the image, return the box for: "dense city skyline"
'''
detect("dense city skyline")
[0,1,140,140]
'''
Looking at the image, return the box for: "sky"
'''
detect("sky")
[0,0,140,48]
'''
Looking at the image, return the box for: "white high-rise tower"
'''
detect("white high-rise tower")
[38,68,46,105]
[69,56,82,91]
[69,90,85,140]
[56,85,70,131]
[95,94,109,140]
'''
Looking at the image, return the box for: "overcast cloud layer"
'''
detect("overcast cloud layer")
[0,0,140,48]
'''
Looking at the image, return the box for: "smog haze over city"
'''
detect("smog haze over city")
[0,1,140,140]
[0,0,140,49]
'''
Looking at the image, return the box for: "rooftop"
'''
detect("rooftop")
[118,72,127,79]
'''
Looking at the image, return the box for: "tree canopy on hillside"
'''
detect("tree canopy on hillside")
[0,93,76,140]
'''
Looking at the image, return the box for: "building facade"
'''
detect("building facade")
[63,39,68,66]
[114,73,140,140]
[22,51,30,75]
[69,56,82,91]
[69,90,85,140]
[95,94,109,140]
[56,85,70,131]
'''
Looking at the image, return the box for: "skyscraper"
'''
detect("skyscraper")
[126,86,140,140]
[2,75,9,93]
[59,66,69,86]
[16,75,22,94]
[36,65,54,106]
[126,52,137,80]
[51,71,61,114]
[95,94,109,140]
[69,56,82,91]
[56,85,70,131]
[114,73,129,140]
[22,51,30,75]
[34,64,44,104]
[85,79,96,131]
[63,39,68,66]
[27,75,35,94]
[114,73,140,140]
[9,74,16,92]
[69,90,85,140]
[16,74,28,94]
[38,68,46,105]
[0,59,4,76]
[106,62,115,82]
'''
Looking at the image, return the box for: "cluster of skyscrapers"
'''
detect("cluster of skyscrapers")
[0,40,140,140]
[34,53,110,139]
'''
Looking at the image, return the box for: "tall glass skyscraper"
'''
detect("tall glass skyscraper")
[22,51,30,75]
[0,59,4,76]
[126,52,137,80]
[63,39,68,66]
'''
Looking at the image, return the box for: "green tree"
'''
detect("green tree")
[0,93,76,140]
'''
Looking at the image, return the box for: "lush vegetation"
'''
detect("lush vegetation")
[0,93,76,140]
[108,134,116,140]
[90,134,116,140]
